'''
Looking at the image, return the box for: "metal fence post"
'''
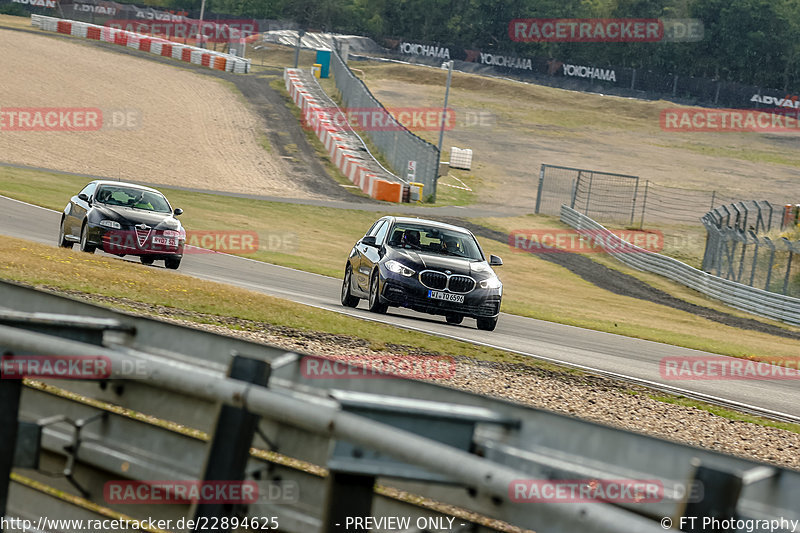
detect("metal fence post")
[630,177,639,227]
[782,239,794,295]
[749,232,760,287]
[0,360,23,527]
[535,165,546,213]
[321,471,375,533]
[764,238,776,291]
[584,173,594,216]
[639,180,649,228]
[191,353,271,532]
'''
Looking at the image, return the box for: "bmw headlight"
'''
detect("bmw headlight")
[480,275,502,289]
[385,260,416,277]
[99,220,121,229]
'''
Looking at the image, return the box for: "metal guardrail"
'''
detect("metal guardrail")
[2,280,800,533]
[561,205,800,327]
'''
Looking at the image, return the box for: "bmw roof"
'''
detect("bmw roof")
[389,216,474,235]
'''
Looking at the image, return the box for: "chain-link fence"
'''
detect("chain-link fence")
[535,164,641,224]
[535,164,744,227]
[701,202,800,297]
[329,44,440,200]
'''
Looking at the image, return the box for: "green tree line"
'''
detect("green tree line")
[254,0,800,90]
[7,0,796,90]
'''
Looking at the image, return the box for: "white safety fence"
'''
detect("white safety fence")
[561,205,800,326]
[31,14,251,74]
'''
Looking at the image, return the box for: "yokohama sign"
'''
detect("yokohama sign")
[562,63,616,82]
[398,42,451,60]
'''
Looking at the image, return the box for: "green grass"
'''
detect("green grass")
[649,394,800,434]
[652,141,800,168]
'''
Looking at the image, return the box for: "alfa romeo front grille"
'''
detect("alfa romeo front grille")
[135,225,151,247]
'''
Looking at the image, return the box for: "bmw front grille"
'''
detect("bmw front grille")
[419,270,476,294]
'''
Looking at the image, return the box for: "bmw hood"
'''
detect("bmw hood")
[94,205,180,230]
[394,250,477,276]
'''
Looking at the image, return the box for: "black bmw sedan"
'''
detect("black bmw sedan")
[58,180,185,269]
[341,217,503,331]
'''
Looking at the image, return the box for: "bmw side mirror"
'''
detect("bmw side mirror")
[489,254,503,266]
[361,235,377,247]
[174,208,183,216]
[78,193,89,202]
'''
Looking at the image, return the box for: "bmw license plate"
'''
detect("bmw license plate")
[428,290,464,304]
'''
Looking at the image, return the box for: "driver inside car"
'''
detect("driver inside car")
[441,234,462,255]
[402,229,420,248]
[132,193,154,210]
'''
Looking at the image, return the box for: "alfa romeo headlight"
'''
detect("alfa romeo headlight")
[99,220,121,229]
[480,275,502,289]
[385,260,415,277]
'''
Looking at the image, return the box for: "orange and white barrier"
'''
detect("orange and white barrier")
[283,68,405,203]
[31,15,251,74]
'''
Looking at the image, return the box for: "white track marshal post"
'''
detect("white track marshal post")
[435,59,454,202]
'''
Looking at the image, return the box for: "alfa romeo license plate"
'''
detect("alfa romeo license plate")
[152,236,177,247]
[428,290,464,304]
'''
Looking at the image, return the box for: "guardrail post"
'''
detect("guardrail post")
[0,356,23,527]
[191,353,271,532]
[679,465,742,532]
[321,471,376,533]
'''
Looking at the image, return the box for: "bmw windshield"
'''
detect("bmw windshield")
[386,223,484,261]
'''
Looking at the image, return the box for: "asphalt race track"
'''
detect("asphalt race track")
[2,194,799,419]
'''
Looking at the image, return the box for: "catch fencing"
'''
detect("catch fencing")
[561,205,800,326]
[3,280,800,532]
[702,202,800,298]
[329,44,440,200]
[536,164,740,227]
